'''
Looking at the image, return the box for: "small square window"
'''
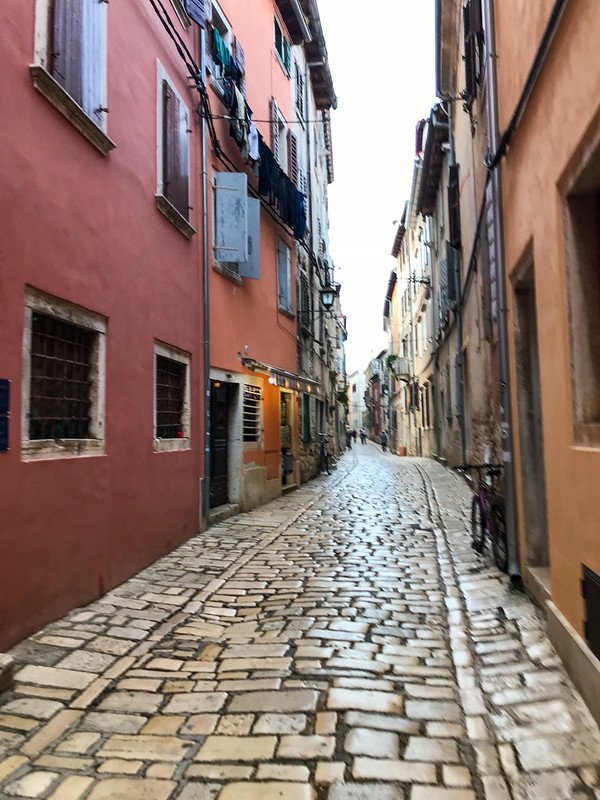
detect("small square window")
[243,384,261,443]
[155,356,186,439]
[154,344,190,451]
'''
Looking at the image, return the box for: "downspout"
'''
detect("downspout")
[200,27,211,526]
[481,0,520,580]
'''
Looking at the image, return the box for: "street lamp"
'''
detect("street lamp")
[320,284,337,310]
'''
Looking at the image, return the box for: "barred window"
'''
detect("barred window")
[29,312,96,440]
[155,355,186,439]
[243,384,261,443]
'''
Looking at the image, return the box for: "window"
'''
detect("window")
[271,99,288,171]
[207,1,233,88]
[463,0,484,108]
[154,342,190,451]
[274,17,291,76]
[22,290,106,460]
[298,271,311,333]
[157,66,193,236]
[243,384,261,443]
[277,239,292,313]
[563,141,600,445]
[295,61,305,118]
[31,0,111,154]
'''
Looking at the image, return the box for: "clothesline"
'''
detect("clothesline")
[202,113,329,125]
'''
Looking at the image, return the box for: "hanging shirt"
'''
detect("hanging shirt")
[247,122,259,162]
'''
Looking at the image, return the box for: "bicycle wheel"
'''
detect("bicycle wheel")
[324,453,331,475]
[491,503,508,572]
[471,495,485,553]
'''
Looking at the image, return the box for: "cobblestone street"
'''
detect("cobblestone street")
[1,445,600,800]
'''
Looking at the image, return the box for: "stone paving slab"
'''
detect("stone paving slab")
[0,446,599,799]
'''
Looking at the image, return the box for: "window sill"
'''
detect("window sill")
[22,438,105,461]
[30,66,115,157]
[279,307,295,320]
[213,262,242,284]
[155,195,196,239]
[154,438,191,453]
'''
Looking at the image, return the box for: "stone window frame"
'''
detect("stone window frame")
[560,122,600,449]
[22,288,107,461]
[153,340,191,453]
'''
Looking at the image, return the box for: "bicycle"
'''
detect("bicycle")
[455,464,508,572]
[316,432,331,475]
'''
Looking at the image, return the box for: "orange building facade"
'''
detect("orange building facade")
[492,0,600,719]
[203,0,337,512]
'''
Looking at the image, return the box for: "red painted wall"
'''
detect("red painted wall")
[0,1,203,649]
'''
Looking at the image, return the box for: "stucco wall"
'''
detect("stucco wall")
[495,0,600,633]
[0,1,202,649]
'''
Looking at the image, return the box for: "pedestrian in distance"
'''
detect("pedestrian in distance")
[352,429,358,444]
[360,429,367,444]
[380,430,388,453]
[345,429,353,449]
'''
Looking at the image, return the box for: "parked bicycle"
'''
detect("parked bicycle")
[316,432,331,475]
[455,464,508,572]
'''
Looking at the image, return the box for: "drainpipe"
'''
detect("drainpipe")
[200,27,211,527]
[481,0,520,580]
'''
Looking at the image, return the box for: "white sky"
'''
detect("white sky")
[318,0,437,374]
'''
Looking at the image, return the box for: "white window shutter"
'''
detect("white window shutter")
[214,172,248,262]
[239,197,260,279]
[82,0,106,128]
[271,98,280,163]
[185,0,210,26]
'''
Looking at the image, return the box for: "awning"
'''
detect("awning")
[242,358,322,395]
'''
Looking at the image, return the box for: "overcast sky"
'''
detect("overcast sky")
[318,0,437,375]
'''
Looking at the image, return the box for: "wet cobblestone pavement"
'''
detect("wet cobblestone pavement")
[1,445,600,799]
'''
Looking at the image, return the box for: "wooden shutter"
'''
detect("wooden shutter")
[175,102,190,219]
[162,81,189,219]
[51,0,84,104]
[288,131,298,185]
[213,172,248,262]
[185,0,209,26]
[83,0,107,127]
[463,2,476,105]
[271,98,280,163]
[448,164,462,249]
[233,37,245,74]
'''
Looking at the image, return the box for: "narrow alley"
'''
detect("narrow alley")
[1,446,599,800]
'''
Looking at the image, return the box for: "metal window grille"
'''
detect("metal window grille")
[243,384,261,442]
[29,312,95,440]
[156,355,186,439]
